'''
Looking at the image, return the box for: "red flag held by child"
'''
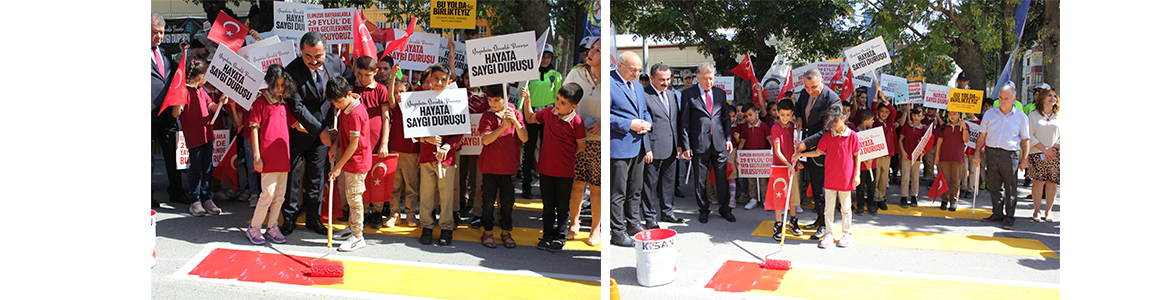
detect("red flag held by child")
[211,138,239,188]
[911,123,935,162]
[829,64,844,92]
[927,170,948,200]
[779,68,794,99]
[380,17,417,62]
[352,9,378,60]
[763,166,792,211]
[207,11,248,52]
[158,50,188,116]
[841,68,855,100]
[730,54,764,107]
[363,154,399,203]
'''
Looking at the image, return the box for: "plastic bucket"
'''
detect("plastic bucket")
[151,210,157,268]
[633,228,677,286]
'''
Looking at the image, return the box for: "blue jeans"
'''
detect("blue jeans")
[188,143,214,202]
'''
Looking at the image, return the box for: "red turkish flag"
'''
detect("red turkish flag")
[368,20,395,42]
[763,166,792,211]
[212,138,239,188]
[363,154,399,203]
[927,170,949,200]
[730,54,765,107]
[353,9,378,60]
[778,68,794,99]
[207,11,248,52]
[829,64,844,93]
[380,17,417,62]
[158,50,188,116]
[841,68,855,100]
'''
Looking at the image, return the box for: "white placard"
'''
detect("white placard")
[907,81,924,105]
[399,88,471,139]
[879,74,909,105]
[736,149,773,178]
[792,62,848,91]
[211,130,230,167]
[923,83,950,109]
[176,131,189,170]
[244,40,298,71]
[238,36,281,61]
[305,8,353,45]
[459,113,483,155]
[466,31,540,87]
[272,2,322,40]
[857,127,889,162]
[843,36,892,76]
[437,38,468,77]
[713,76,735,103]
[390,32,443,71]
[853,70,875,88]
[964,120,981,150]
[206,43,264,111]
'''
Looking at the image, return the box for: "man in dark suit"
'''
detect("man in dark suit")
[793,68,841,240]
[609,51,651,247]
[279,31,354,236]
[641,63,686,229]
[679,62,735,224]
[151,12,187,205]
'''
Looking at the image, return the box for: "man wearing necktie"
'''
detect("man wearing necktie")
[609,52,651,247]
[151,12,187,206]
[641,63,686,230]
[679,62,735,224]
[279,31,354,236]
[793,68,842,241]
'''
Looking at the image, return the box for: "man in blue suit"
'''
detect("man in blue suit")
[679,62,735,224]
[610,51,652,247]
[151,12,186,206]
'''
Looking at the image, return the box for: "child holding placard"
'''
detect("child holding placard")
[899,107,928,208]
[522,83,586,253]
[478,84,528,249]
[735,105,769,210]
[853,110,879,215]
[416,64,463,247]
[933,110,969,211]
[173,59,226,217]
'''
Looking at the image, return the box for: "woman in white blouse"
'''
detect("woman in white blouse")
[1026,87,1060,222]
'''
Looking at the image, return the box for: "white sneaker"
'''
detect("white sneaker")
[818,234,835,248]
[795,205,804,213]
[384,214,399,228]
[744,199,759,210]
[338,236,366,252]
[333,227,353,239]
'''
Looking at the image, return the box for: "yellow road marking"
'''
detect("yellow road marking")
[280,215,599,251]
[802,202,993,220]
[514,197,543,211]
[318,258,601,299]
[734,261,1059,299]
[751,221,1059,258]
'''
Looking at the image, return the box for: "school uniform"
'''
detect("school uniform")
[478,104,524,232]
[535,106,585,242]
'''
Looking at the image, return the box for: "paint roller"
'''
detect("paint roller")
[308,108,344,278]
[731,240,791,271]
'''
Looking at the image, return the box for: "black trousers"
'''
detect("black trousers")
[520,122,544,192]
[481,173,515,231]
[283,143,329,225]
[540,174,574,240]
[610,155,645,235]
[856,168,875,208]
[642,155,677,224]
[804,158,827,225]
[985,147,1020,221]
[152,122,185,199]
[692,149,731,215]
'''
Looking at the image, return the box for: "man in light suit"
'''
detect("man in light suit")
[279,31,355,236]
[151,12,186,206]
[793,68,842,240]
[679,62,736,224]
[609,51,651,247]
[641,63,686,229]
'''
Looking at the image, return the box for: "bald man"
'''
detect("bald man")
[609,51,651,247]
[974,85,1030,230]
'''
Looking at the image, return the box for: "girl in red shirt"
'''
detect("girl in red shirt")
[933,110,970,211]
[245,65,299,245]
[793,104,861,249]
[172,59,226,217]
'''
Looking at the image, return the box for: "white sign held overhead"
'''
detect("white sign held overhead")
[466,31,540,87]
[206,43,264,111]
[843,36,892,76]
[923,83,950,109]
[272,2,323,41]
[305,8,354,45]
[391,32,443,71]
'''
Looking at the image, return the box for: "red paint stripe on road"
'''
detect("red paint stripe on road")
[703,260,785,293]
[188,248,344,286]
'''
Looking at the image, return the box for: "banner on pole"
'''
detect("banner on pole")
[437,38,468,77]
[399,88,471,139]
[947,88,984,114]
[736,149,773,178]
[879,74,909,105]
[429,0,477,29]
[206,43,264,111]
[466,31,540,87]
[857,126,889,162]
[923,83,950,109]
[391,32,442,71]
[305,8,354,45]
[908,81,924,105]
[843,36,892,76]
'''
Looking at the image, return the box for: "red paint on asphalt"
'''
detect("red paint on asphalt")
[704,260,785,292]
[188,248,343,285]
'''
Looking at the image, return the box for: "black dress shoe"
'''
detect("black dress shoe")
[939,202,948,210]
[437,229,453,245]
[674,190,685,198]
[899,197,909,208]
[910,197,918,207]
[279,215,297,235]
[948,203,957,211]
[877,201,888,210]
[720,210,736,222]
[420,227,434,245]
[810,226,827,240]
[306,219,329,235]
[646,222,661,229]
[611,232,634,247]
[1003,219,1015,230]
[698,211,710,224]
[981,216,1004,223]
[626,223,647,236]
[661,215,687,223]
